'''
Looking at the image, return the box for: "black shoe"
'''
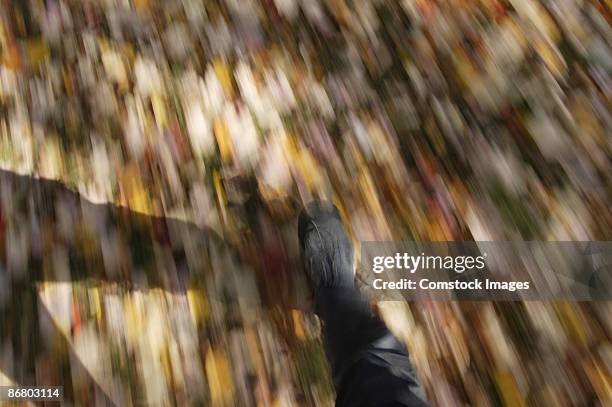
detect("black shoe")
[298,201,354,292]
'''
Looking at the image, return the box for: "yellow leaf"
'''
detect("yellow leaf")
[26,39,49,67]
[151,93,168,129]
[292,310,306,341]
[495,371,526,407]
[214,118,233,162]
[205,348,234,406]
[213,59,234,98]
[187,289,207,325]
[134,0,150,11]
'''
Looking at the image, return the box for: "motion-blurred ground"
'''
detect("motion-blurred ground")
[0,0,610,405]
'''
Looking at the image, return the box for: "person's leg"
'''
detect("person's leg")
[298,201,429,407]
